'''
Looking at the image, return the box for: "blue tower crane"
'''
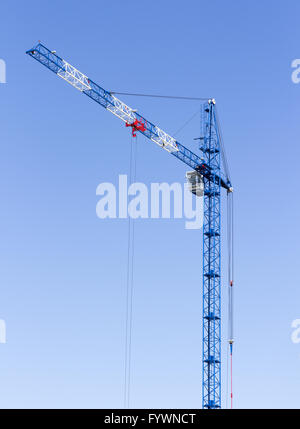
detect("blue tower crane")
[26,43,233,409]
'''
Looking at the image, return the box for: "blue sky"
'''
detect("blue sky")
[0,0,299,408]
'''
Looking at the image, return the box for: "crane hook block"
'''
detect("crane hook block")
[126,119,146,137]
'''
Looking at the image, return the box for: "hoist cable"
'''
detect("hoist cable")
[124,134,137,408]
[172,108,201,137]
[124,136,133,408]
[231,194,234,409]
[226,342,230,409]
[226,195,230,409]
[215,107,231,184]
[127,135,137,408]
[110,91,210,101]
[226,191,234,408]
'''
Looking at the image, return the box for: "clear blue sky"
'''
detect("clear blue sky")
[0,0,299,409]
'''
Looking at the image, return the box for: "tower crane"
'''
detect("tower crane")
[26,43,234,409]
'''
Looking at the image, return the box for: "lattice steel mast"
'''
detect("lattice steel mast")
[201,101,221,408]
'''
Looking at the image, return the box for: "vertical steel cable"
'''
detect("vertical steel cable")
[226,191,234,408]
[124,135,133,408]
[124,134,137,408]
[230,193,234,409]
[127,135,137,408]
[226,194,230,409]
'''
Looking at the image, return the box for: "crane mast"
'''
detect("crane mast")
[202,101,221,408]
[26,43,233,408]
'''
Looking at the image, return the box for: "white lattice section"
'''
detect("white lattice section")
[150,128,178,153]
[57,60,91,92]
[108,96,179,153]
[55,58,178,153]
[107,95,136,124]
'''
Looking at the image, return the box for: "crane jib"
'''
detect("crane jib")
[26,43,230,191]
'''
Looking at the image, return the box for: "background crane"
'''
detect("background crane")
[26,43,234,409]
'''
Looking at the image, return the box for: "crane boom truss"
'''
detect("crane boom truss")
[26,43,230,190]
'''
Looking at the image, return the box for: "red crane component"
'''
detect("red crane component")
[126,118,146,137]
